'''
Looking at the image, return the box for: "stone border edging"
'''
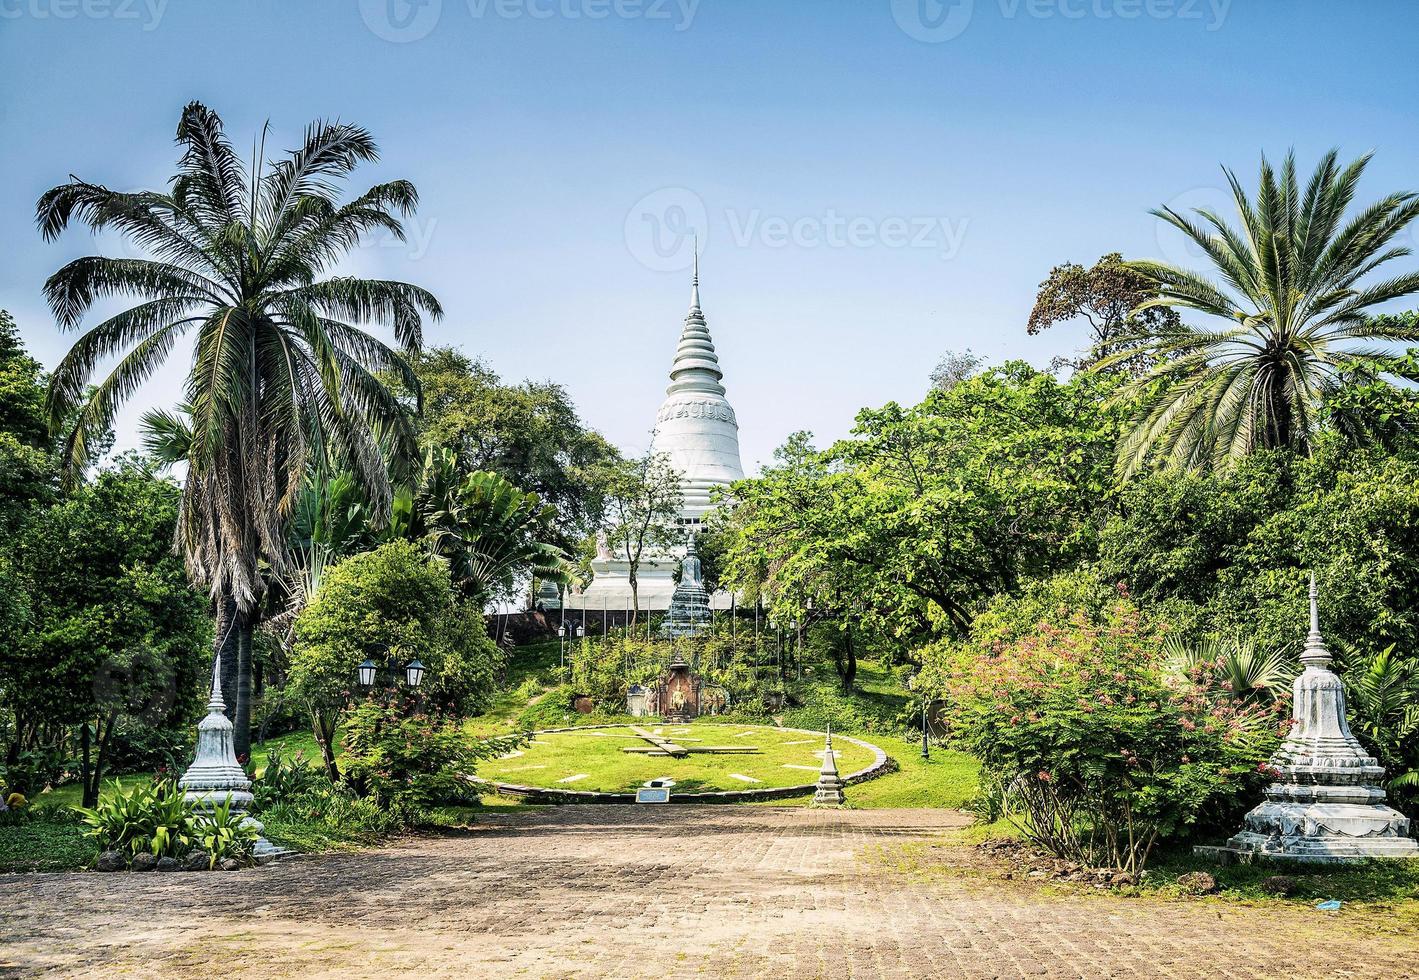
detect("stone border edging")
[469,723,891,804]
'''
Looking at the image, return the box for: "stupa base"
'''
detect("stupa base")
[1216,800,1419,864]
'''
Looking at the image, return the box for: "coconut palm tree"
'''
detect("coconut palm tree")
[1103,151,1419,476]
[38,101,439,755]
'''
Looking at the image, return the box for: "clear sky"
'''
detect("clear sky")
[3,0,1419,472]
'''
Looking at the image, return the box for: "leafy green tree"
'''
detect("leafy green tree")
[723,364,1119,641]
[397,347,617,547]
[36,102,439,757]
[5,462,210,805]
[1027,252,1181,372]
[1109,151,1419,475]
[593,451,683,626]
[0,311,58,539]
[289,540,501,780]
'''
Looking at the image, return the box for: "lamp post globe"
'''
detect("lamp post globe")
[405,659,426,689]
[357,658,378,688]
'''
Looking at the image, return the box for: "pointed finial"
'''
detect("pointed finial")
[825,722,832,749]
[689,237,701,312]
[1302,571,1333,669]
[206,654,226,714]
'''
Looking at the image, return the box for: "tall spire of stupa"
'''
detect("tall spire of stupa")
[650,252,745,520]
[666,249,726,398]
[690,236,701,312]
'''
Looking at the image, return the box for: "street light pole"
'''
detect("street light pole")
[921,698,930,760]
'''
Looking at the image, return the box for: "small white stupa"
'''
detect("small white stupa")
[1219,575,1418,862]
[570,256,744,613]
[179,659,278,859]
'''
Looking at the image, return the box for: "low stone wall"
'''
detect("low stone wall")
[469,724,892,804]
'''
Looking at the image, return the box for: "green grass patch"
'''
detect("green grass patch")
[0,809,93,872]
[478,723,881,794]
[1135,849,1419,904]
[753,737,979,809]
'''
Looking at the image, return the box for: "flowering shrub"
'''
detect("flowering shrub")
[340,701,525,811]
[927,598,1284,872]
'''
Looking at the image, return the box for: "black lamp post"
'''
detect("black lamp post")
[356,644,427,691]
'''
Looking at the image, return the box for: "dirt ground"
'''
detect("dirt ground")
[2,805,1415,979]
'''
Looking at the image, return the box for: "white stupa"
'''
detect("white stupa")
[650,254,745,525]
[568,260,744,613]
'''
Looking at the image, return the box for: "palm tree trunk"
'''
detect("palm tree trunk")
[234,609,254,760]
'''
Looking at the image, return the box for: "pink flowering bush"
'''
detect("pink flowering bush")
[927,596,1285,872]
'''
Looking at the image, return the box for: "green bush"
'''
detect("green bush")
[74,779,259,866]
[75,778,195,858]
[251,745,328,811]
[926,598,1283,873]
[192,796,258,868]
[290,540,504,779]
[341,700,524,810]
[259,784,406,850]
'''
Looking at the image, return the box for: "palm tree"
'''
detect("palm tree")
[1103,151,1419,476]
[1164,635,1295,703]
[38,102,439,756]
[393,448,570,604]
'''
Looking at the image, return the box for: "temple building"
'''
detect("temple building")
[565,261,744,613]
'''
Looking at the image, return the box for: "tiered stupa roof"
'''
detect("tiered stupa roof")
[651,256,745,520]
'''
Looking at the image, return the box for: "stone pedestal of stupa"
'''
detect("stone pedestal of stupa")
[1215,577,1418,863]
[812,727,846,807]
[179,663,279,860]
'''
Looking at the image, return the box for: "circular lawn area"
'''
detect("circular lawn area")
[477,723,885,796]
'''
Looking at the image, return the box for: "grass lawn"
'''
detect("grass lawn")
[478,723,881,794]
[0,809,93,872]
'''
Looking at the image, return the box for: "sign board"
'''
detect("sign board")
[635,787,671,804]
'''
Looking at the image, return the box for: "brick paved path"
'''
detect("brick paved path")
[2,806,1415,979]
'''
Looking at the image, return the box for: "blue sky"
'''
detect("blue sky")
[3,0,1419,472]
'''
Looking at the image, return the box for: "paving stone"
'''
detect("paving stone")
[1,806,1414,978]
